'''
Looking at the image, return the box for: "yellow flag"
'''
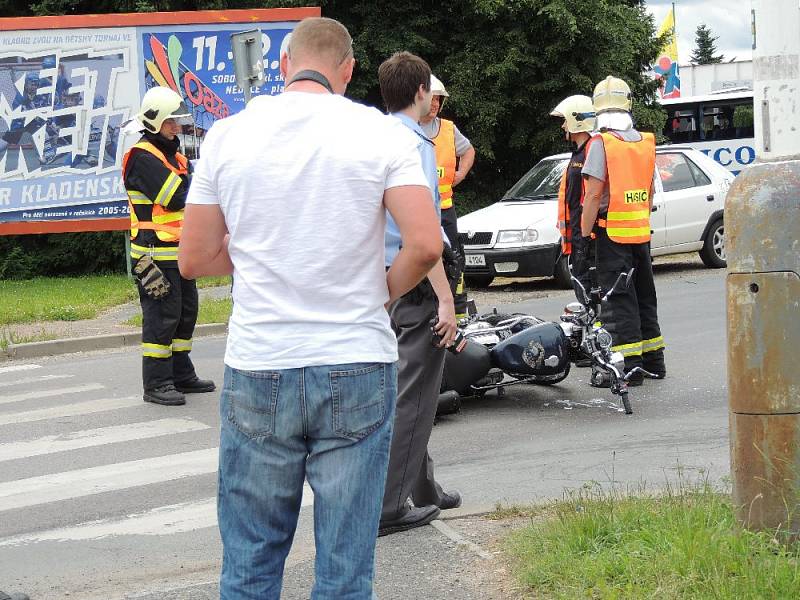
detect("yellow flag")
[654,7,681,98]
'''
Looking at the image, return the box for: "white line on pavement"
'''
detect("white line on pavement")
[0,448,219,512]
[0,374,75,389]
[0,364,41,375]
[0,383,105,406]
[0,396,141,427]
[0,485,314,547]
[430,519,493,560]
[0,418,211,462]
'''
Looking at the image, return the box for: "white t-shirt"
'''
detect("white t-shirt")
[187,92,428,370]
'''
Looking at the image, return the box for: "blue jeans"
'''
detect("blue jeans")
[217,362,397,600]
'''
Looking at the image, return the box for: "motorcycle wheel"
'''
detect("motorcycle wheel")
[621,392,632,415]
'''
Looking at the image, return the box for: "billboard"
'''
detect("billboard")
[0,8,319,235]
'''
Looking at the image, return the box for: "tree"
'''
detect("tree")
[691,24,725,65]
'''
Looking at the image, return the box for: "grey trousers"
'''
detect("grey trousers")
[381,294,447,520]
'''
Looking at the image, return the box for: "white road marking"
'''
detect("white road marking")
[0,486,314,547]
[0,363,41,375]
[0,448,220,512]
[430,519,493,560]
[0,374,75,389]
[0,419,211,462]
[0,383,105,406]
[0,396,141,426]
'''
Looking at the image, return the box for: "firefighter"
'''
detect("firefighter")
[580,76,666,385]
[549,94,596,300]
[123,86,215,405]
[421,74,475,318]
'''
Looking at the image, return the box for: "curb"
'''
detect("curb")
[2,323,228,361]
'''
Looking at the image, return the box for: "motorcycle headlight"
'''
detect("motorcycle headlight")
[596,328,613,350]
[497,228,538,245]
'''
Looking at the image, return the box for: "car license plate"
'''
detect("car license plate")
[465,254,486,266]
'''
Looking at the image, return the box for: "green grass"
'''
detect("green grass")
[125,297,232,327]
[0,274,231,325]
[505,481,800,599]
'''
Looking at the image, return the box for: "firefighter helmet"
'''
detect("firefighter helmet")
[136,86,192,134]
[592,76,632,114]
[430,74,449,97]
[550,95,596,133]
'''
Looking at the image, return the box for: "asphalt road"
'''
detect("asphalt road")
[0,259,729,599]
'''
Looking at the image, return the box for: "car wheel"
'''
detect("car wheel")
[465,274,494,288]
[553,255,572,289]
[699,218,726,268]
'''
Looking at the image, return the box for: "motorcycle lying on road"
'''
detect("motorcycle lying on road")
[436,267,654,416]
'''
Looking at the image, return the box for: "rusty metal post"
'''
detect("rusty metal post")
[727,0,800,534]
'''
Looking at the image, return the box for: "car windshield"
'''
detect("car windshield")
[502,158,566,201]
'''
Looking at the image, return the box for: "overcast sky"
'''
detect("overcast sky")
[646,0,753,65]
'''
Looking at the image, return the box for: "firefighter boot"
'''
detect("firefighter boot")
[143,384,186,406]
[175,377,216,394]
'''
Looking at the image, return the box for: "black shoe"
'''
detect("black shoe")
[439,490,462,510]
[143,384,186,406]
[175,377,216,394]
[378,505,440,537]
[0,592,31,600]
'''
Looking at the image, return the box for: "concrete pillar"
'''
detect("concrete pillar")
[727,0,800,533]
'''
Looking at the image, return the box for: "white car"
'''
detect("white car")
[457,146,733,288]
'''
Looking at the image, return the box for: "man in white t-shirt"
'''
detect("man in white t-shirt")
[179,17,442,600]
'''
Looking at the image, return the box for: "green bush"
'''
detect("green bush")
[0,232,127,280]
[733,105,754,129]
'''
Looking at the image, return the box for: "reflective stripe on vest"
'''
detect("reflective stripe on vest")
[557,168,570,254]
[433,119,457,209]
[122,141,188,243]
[130,243,179,261]
[598,131,655,244]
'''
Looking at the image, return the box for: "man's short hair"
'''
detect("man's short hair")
[287,17,353,68]
[378,51,432,114]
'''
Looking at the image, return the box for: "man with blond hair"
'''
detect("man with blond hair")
[180,17,442,599]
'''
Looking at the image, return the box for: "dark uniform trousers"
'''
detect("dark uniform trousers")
[137,266,199,390]
[382,293,447,520]
[441,206,468,316]
[594,227,666,374]
[569,232,592,303]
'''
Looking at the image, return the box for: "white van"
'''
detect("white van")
[457,146,733,288]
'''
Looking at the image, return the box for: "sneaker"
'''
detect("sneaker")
[143,384,186,406]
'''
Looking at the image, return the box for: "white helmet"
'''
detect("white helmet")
[430,74,449,97]
[550,95,596,133]
[592,76,632,114]
[136,86,192,134]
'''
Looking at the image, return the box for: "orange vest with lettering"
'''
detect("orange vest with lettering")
[433,118,457,209]
[598,131,655,244]
[122,141,189,243]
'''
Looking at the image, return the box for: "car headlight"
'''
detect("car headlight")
[497,228,539,244]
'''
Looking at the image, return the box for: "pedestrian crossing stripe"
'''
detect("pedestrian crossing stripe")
[0,374,74,389]
[0,383,104,406]
[0,418,210,463]
[0,396,142,426]
[0,363,41,375]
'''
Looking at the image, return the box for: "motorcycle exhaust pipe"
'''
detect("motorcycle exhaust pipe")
[436,390,461,416]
